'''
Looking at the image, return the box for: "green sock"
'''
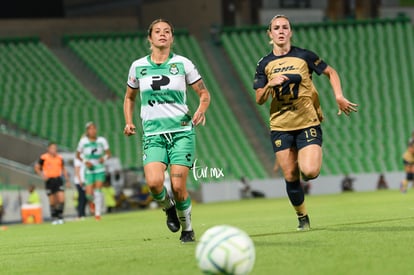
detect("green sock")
[176,196,192,231]
[86,194,94,202]
[151,187,173,209]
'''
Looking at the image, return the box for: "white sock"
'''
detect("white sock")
[94,190,102,216]
[177,204,192,231]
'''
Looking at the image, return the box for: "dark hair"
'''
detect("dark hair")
[147,18,174,37]
[268,14,291,31]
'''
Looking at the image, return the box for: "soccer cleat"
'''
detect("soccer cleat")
[164,205,180,232]
[180,230,195,243]
[51,220,59,225]
[95,216,101,221]
[58,219,64,225]
[297,215,311,231]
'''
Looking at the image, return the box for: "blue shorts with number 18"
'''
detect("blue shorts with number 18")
[270,125,323,153]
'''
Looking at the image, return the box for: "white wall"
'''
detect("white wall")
[259,8,325,24]
[1,189,77,223]
[380,7,414,21]
[201,172,405,203]
[2,172,406,222]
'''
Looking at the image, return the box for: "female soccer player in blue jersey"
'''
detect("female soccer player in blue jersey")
[401,141,414,193]
[123,19,210,242]
[254,15,357,230]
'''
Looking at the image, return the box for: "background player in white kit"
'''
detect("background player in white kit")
[76,122,111,220]
[123,19,210,243]
[74,156,87,219]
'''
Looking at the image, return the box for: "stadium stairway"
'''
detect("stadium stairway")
[198,40,276,175]
[50,47,116,101]
[0,37,137,168]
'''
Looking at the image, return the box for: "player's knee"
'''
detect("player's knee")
[145,174,164,189]
[301,166,320,180]
[172,185,187,201]
[281,167,299,181]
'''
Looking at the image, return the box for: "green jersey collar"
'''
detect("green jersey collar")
[147,52,174,67]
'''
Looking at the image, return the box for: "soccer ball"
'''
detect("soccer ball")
[195,225,255,275]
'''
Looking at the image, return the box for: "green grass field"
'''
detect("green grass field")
[1,190,414,275]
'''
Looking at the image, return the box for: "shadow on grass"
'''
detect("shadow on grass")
[253,239,322,247]
[326,226,414,232]
[250,216,414,238]
[250,227,324,238]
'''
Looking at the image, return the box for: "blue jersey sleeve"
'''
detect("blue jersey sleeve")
[305,50,327,75]
[253,57,268,90]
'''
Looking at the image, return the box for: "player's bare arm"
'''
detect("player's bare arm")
[123,86,139,135]
[75,151,83,162]
[323,65,358,116]
[100,149,111,163]
[255,75,289,105]
[34,162,47,180]
[62,166,71,187]
[76,151,92,168]
[74,165,83,187]
[191,79,210,126]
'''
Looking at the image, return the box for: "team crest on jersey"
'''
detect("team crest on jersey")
[169,64,179,75]
[275,139,282,147]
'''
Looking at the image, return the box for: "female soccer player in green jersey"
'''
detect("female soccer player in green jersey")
[254,15,357,230]
[76,122,111,220]
[123,19,210,243]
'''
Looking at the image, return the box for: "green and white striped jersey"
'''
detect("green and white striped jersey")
[76,136,109,173]
[127,53,201,136]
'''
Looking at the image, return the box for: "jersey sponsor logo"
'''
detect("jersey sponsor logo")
[272,65,295,73]
[148,99,176,107]
[151,75,170,90]
[169,64,179,75]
